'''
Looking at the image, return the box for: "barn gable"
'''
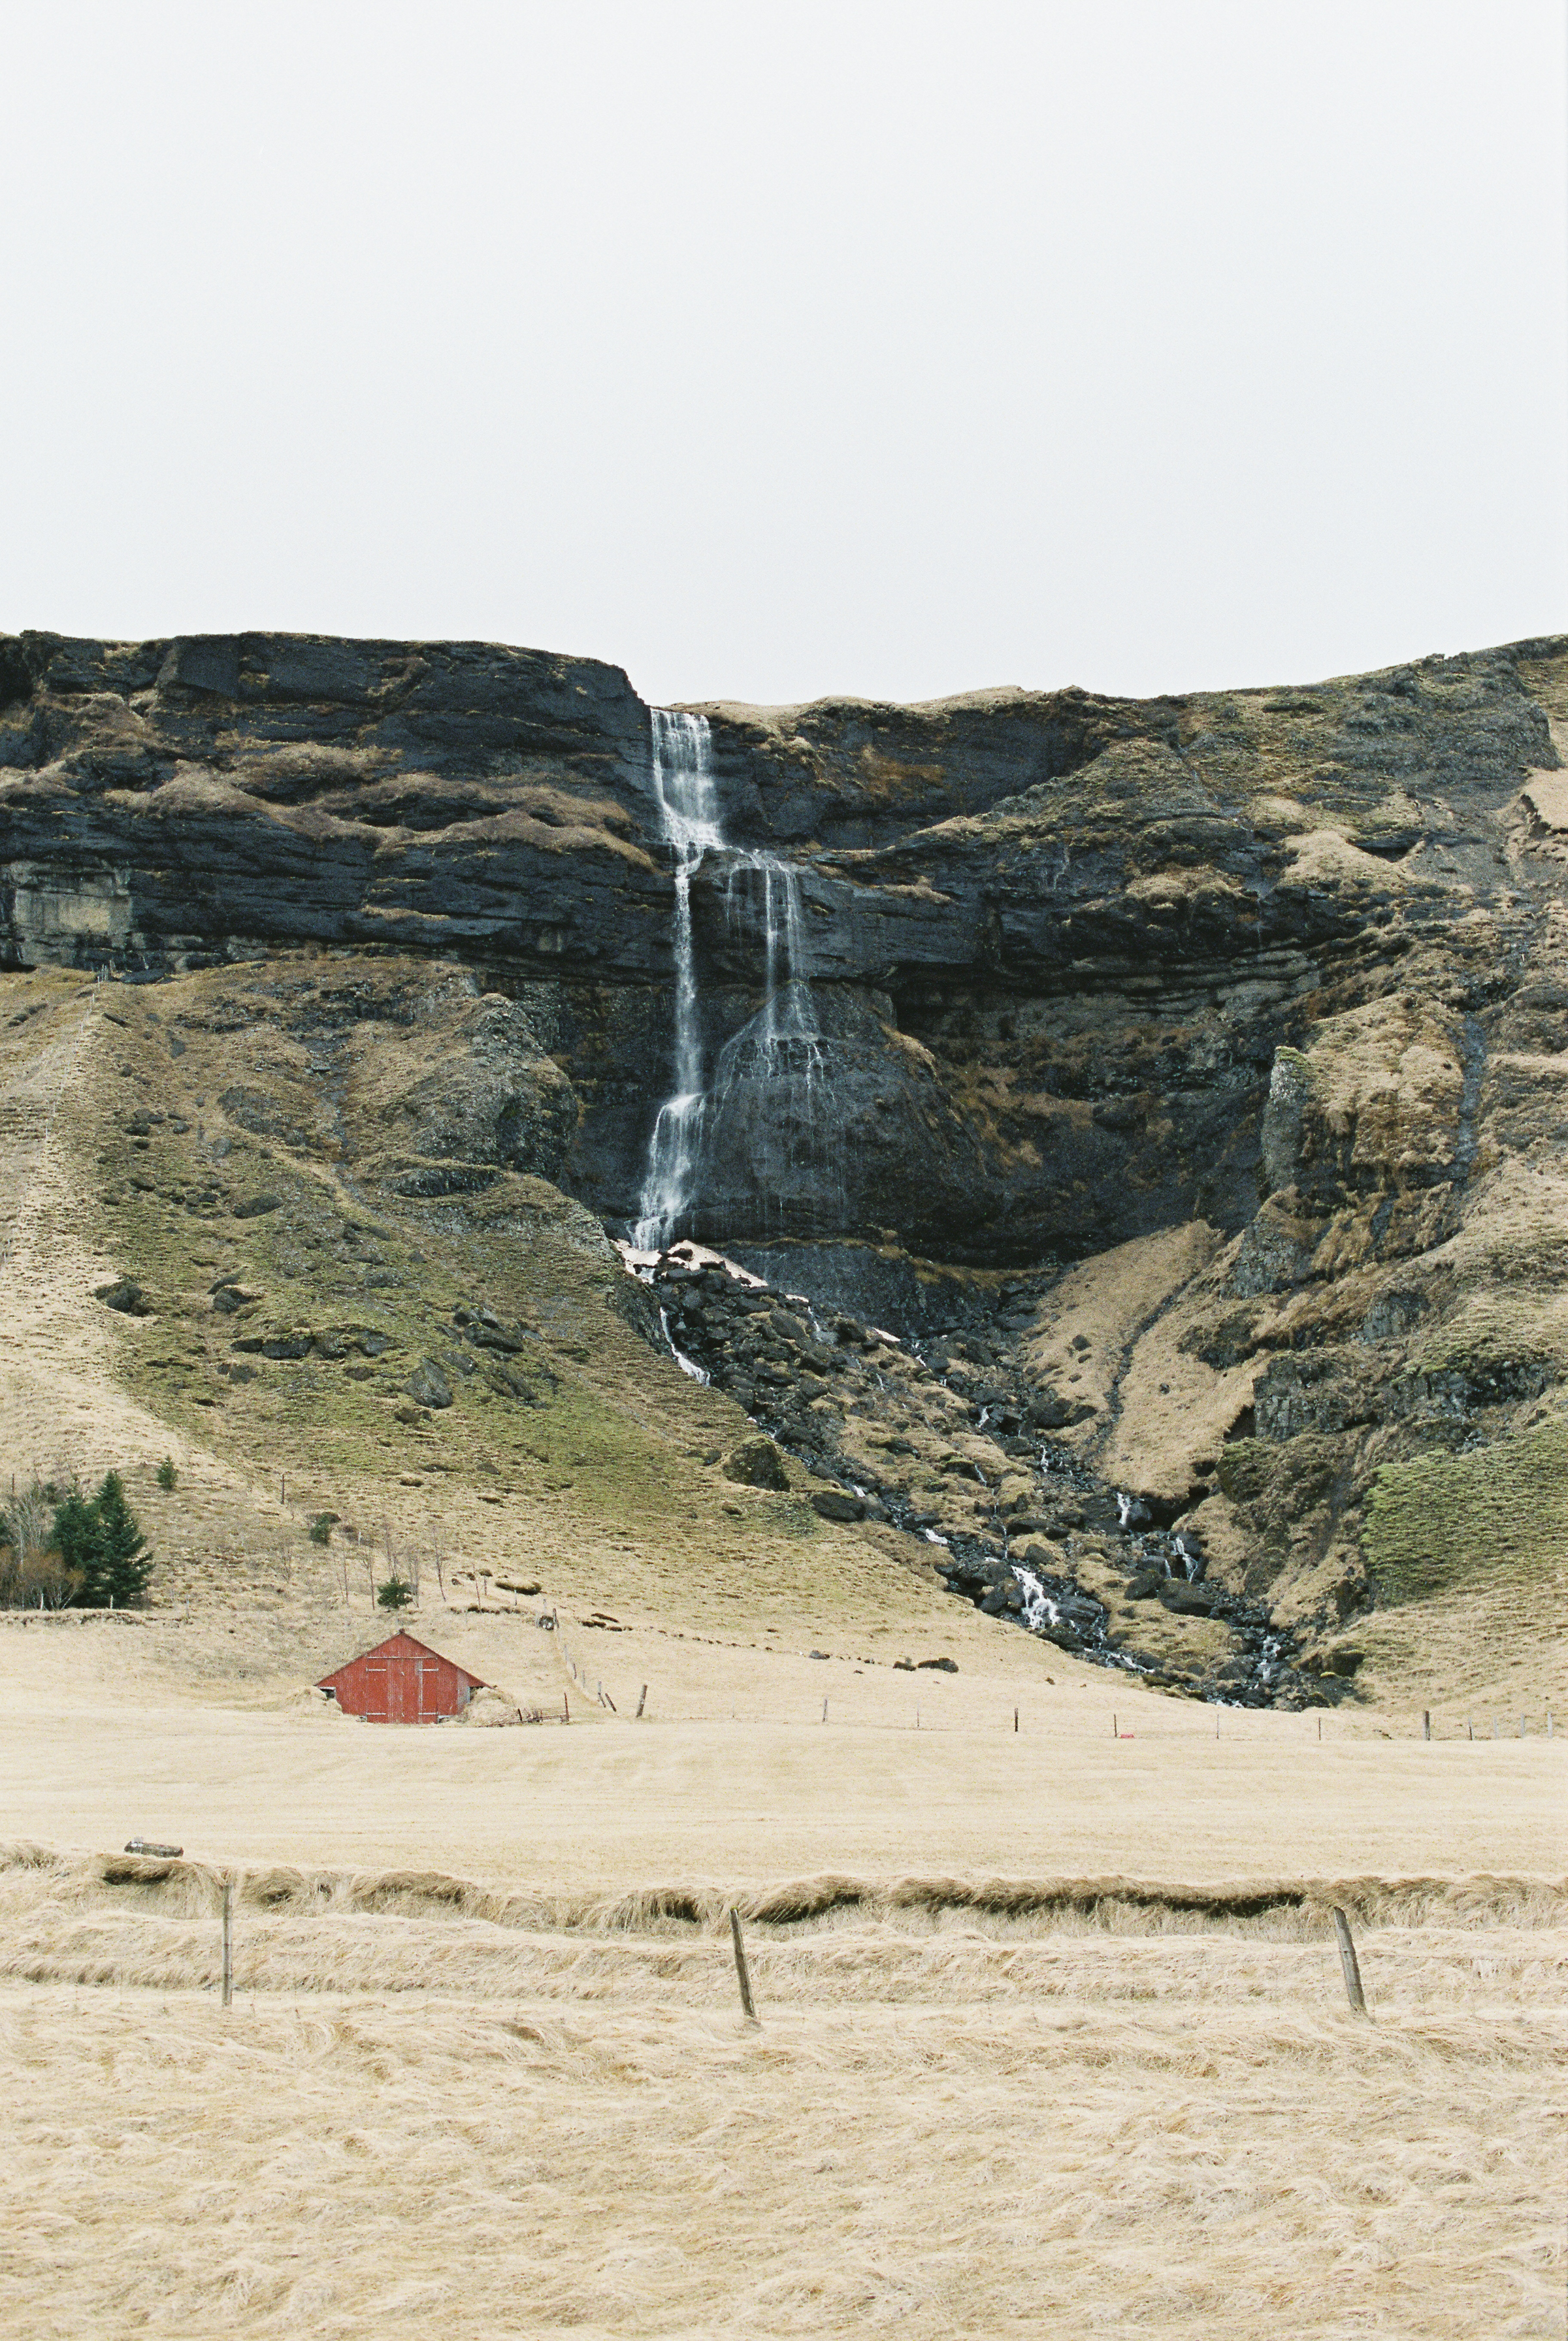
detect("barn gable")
[318,1631,487,1724]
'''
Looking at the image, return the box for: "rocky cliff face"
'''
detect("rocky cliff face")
[5,625,1567,1695]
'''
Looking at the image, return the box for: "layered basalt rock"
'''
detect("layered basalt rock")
[6,627,1560,1265]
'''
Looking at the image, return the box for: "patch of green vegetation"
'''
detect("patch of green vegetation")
[754,1495,823,1541]
[1364,1416,1568,1604]
[1216,1439,1273,1504]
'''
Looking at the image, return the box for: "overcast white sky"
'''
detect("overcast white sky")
[4,1,1565,708]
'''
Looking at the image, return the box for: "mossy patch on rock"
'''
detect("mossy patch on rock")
[722,1437,789,1491]
[1364,1415,1568,1605]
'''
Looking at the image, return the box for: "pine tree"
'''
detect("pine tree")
[52,1473,153,1607]
[50,1491,99,1601]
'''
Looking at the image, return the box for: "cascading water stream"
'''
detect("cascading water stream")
[633,708,831,1250]
[632,712,725,1249]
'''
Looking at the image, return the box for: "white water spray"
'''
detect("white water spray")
[634,709,832,1247]
[1013,1565,1060,1632]
[703,856,830,1205]
[634,712,725,1249]
[658,1307,711,1386]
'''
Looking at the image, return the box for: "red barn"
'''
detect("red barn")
[318,1631,487,1724]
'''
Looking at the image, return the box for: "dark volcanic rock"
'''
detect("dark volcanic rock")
[93,1277,151,1316]
[7,627,1563,1268]
[810,1488,866,1522]
[406,1360,454,1410]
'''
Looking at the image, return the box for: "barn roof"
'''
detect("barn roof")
[317,1631,488,1691]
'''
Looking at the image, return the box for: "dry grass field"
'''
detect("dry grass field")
[0,1651,1562,2339]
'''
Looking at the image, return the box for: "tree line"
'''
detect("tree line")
[1,1471,153,1608]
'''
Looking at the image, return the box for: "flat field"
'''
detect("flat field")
[0,1627,1561,2340]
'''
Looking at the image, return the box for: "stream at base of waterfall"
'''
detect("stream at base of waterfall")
[632,709,827,1251]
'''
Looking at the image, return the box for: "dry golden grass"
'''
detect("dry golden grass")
[1,1618,1563,1888]
[0,1622,1560,2334]
[0,1929,1560,2339]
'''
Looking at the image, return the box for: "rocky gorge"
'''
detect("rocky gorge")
[4,625,1567,1701]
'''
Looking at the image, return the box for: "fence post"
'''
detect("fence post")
[1422,1711,1430,1741]
[636,1685,647,1720]
[221,1880,233,2008]
[1331,1905,1367,2017]
[729,1908,759,2027]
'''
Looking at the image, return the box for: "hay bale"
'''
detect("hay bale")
[455,1686,533,1727]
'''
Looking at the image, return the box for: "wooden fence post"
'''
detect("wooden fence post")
[636,1685,647,1719]
[729,1908,759,2026]
[1331,1905,1367,2016]
[221,1880,233,2008]
[1422,1711,1430,1741]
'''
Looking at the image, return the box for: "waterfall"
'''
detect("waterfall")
[1012,1565,1060,1632]
[632,712,725,1249]
[633,708,830,1250]
[704,857,828,1203]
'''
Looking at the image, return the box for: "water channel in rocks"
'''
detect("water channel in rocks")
[625,713,1305,1707]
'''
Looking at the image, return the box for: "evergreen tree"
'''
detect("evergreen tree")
[52,1473,152,1607]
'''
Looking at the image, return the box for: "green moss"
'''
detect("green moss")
[1217,1439,1273,1504]
[1364,1417,1568,1605]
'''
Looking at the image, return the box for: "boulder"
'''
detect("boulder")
[722,1437,789,1491]
[407,1360,453,1409]
[93,1277,151,1316]
[1158,1582,1224,1618]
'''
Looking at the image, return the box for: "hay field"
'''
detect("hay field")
[0,1613,1563,1888]
[0,1846,1561,2341]
[0,1660,1563,2338]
